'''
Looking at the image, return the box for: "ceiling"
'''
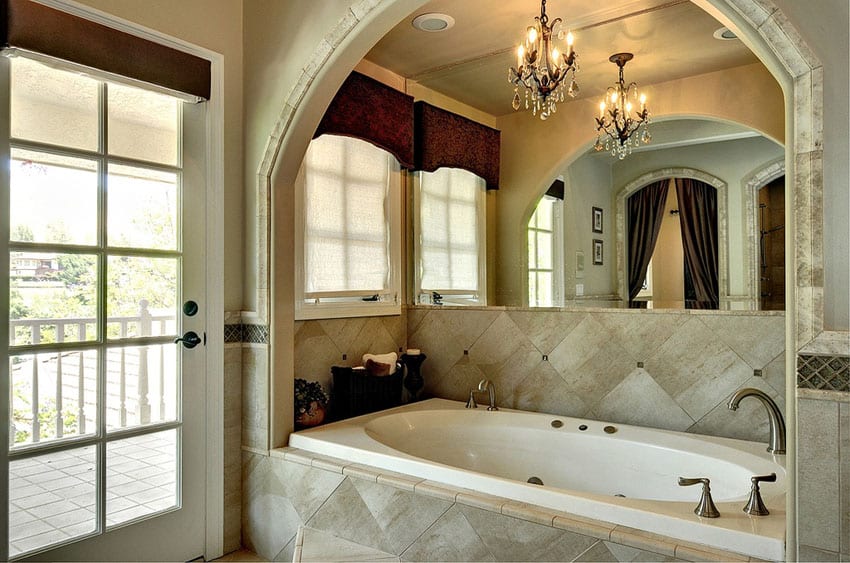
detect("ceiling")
[365,0,760,118]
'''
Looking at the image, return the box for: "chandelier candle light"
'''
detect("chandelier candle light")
[508,0,579,120]
[594,53,651,159]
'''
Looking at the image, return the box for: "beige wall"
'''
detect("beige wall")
[494,63,784,305]
[652,184,685,304]
[76,0,245,312]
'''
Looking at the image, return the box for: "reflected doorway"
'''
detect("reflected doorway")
[758,176,785,311]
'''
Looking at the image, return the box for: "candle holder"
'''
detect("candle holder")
[400,352,426,401]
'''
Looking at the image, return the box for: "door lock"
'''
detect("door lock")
[175,331,202,349]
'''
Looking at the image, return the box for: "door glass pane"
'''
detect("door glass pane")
[106,344,177,431]
[10,253,98,346]
[10,57,99,151]
[10,350,98,448]
[106,256,178,339]
[9,445,97,558]
[108,83,179,166]
[10,149,98,246]
[106,429,177,527]
[107,164,179,250]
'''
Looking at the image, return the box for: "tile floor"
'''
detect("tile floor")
[213,549,268,562]
[8,430,177,558]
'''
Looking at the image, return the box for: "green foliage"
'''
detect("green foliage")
[294,378,329,414]
[11,224,34,242]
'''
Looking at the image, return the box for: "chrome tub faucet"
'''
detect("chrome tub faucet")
[727,388,786,455]
[465,379,498,411]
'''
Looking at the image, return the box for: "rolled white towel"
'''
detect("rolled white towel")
[362,352,398,375]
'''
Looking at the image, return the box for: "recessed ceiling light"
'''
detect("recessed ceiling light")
[412,13,455,33]
[713,26,738,40]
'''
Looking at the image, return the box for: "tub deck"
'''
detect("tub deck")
[288,399,785,561]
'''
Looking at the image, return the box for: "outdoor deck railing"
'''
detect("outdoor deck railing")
[9,300,175,445]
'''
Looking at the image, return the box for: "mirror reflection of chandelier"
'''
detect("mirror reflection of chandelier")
[508,0,578,120]
[594,53,651,159]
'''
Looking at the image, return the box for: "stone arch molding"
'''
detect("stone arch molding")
[615,169,728,304]
[743,158,785,308]
[255,0,825,445]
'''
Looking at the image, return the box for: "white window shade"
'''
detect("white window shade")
[416,168,486,303]
[303,135,396,294]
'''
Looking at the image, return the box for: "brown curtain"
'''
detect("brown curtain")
[414,101,501,190]
[314,72,415,169]
[2,0,211,100]
[675,178,719,309]
[627,180,669,300]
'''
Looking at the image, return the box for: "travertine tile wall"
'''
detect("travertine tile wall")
[293,315,407,394]
[242,449,752,562]
[407,307,786,443]
[796,332,850,562]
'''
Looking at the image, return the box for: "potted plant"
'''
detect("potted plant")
[294,378,329,428]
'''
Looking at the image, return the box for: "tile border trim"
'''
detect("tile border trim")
[224,323,270,344]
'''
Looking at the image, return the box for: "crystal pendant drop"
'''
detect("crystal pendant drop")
[594,138,604,152]
[568,79,579,98]
[641,129,652,144]
[512,90,521,111]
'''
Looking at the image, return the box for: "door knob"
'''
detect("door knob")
[175,331,202,349]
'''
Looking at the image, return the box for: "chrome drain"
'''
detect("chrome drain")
[527,476,544,486]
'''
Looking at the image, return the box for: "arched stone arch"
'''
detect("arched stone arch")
[615,168,728,303]
[255,2,825,475]
[743,158,786,307]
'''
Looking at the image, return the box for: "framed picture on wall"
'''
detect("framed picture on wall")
[592,239,603,265]
[592,207,603,233]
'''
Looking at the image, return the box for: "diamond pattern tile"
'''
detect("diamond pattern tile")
[797,354,850,392]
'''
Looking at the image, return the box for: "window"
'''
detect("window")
[528,195,564,307]
[295,134,402,319]
[414,167,486,305]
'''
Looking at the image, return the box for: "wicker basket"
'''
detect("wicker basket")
[331,363,403,420]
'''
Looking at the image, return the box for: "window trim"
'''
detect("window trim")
[293,135,402,320]
[413,168,487,306]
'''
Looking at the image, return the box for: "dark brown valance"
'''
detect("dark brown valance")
[414,101,500,190]
[546,179,565,200]
[314,71,415,169]
[1,0,211,100]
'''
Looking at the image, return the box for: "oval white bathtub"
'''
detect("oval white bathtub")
[288,398,785,560]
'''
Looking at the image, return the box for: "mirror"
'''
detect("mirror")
[363,0,785,310]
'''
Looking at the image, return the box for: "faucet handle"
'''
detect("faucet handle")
[743,473,776,516]
[678,477,720,518]
[465,390,478,409]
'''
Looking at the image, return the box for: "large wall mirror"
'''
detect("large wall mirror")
[356,0,786,311]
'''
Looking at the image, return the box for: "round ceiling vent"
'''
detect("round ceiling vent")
[412,12,455,32]
[713,26,738,40]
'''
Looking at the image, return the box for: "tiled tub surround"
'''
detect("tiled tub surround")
[288,399,786,561]
[243,447,773,563]
[408,307,785,443]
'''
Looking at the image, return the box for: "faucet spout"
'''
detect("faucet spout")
[465,380,497,410]
[727,388,786,455]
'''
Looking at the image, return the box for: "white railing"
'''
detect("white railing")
[9,300,175,446]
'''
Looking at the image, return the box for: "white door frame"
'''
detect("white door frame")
[1,1,226,559]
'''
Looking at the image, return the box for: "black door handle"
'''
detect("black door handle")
[175,331,202,349]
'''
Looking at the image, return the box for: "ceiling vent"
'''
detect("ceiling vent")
[412,13,455,33]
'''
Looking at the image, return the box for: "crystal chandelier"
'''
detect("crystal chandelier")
[594,53,651,159]
[508,0,579,120]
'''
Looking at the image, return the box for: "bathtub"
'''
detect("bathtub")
[288,398,785,560]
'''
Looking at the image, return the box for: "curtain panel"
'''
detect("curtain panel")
[314,71,415,170]
[627,180,670,301]
[675,178,719,309]
[1,0,210,100]
[414,101,501,190]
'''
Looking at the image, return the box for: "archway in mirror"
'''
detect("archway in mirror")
[526,117,784,310]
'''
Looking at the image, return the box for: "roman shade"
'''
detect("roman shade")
[314,71,415,170]
[546,178,565,200]
[1,0,211,100]
[414,101,501,190]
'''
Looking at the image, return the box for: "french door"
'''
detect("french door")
[2,53,206,560]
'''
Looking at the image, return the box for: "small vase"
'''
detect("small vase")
[295,401,326,428]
